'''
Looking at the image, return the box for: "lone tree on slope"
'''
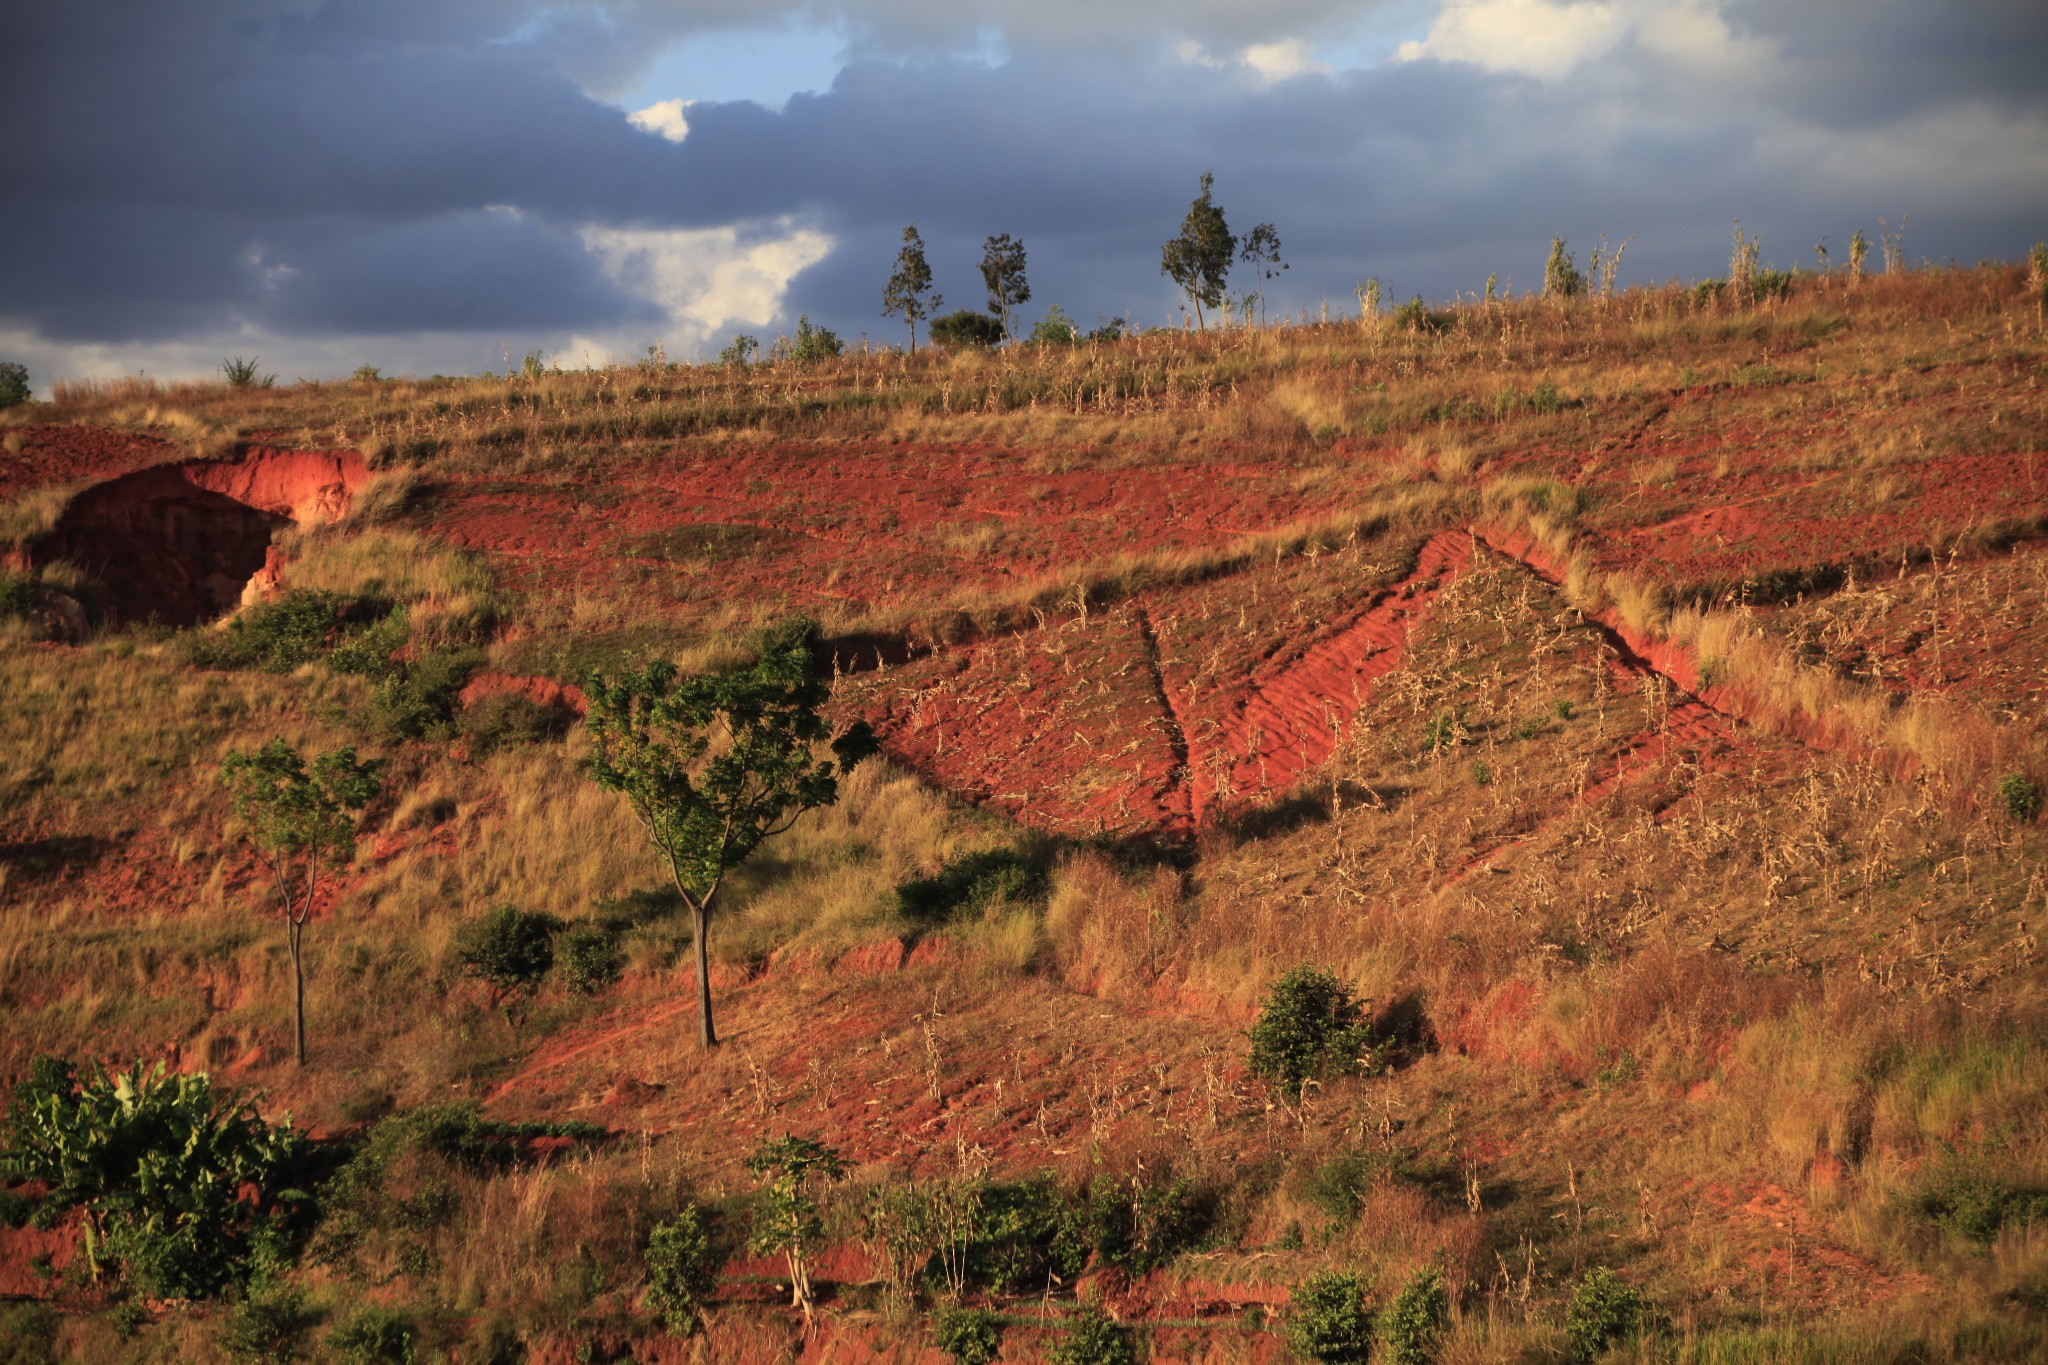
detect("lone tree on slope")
[979,233,1030,341]
[882,225,941,353]
[585,621,876,1050]
[1239,222,1288,326]
[1161,170,1236,329]
[220,739,383,1067]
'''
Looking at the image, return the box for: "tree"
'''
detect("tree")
[1160,171,1236,329]
[584,621,876,1050]
[0,361,29,409]
[1287,1270,1375,1364]
[453,906,561,1019]
[1239,222,1287,326]
[978,233,1030,341]
[883,225,941,353]
[747,1134,846,1320]
[220,740,382,1067]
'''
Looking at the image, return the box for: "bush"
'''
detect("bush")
[934,1306,1003,1365]
[222,356,276,389]
[326,607,409,675]
[0,1304,59,1364]
[184,590,351,671]
[1997,772,2041,823]
[328,1306,416,1364]
[371,647,481,739]
[719,334,759,367]
[1297,1148,1397,1222]
[930,310,1005,350]
[1086,1170,1214,1274]
[0,362,29,409]
[0,1057,306,1300]
[1028,306,1080,347]
[1565,1267,1644,1361]
[1248,964,1376,1100]
[557,923,625,994]
[0,571,32,621]
[351,364,382,383]
[958,1176,1089,1295]
[1287,1270,1375,1363]
[1392,296,1450,334]
[216,1286,318,1363]
[785,315,844,363]
[897,847,1046,924]
[1052,1301,1137,1365]
[454,907,561,1004]
[1382,1268,1449,1365]
[460,691,566,753]
[645,1205,721,1335]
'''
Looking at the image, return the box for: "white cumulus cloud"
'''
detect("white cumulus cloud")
[627,97,693,142]
[572,220,835,363]
[1397,0,1625,78]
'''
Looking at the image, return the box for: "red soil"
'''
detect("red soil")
[0,424,184,499]
[21,445,366,626]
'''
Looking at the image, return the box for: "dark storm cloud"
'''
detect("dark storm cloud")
[2,0,2044,369]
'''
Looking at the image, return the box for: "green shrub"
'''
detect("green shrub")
[0,362,28,409]
[930,310,1005,350]
[1915,1157,2048,1245]
[184,590,350,671]
[1249,964,1376,1100]
[326,607,409,675]
[459,691,566,753]
[719,335,760,367]
[328,1306,416,1364]
[1028,306,1080,347]
[0,1057,306,1300]
[223,356,276,389]
[1297,1149,1393,1222]
[1544,237,1585,299]
[371,647,481,739]
[557,923,625,994]
[934,1306,1003,1365]
[645,1205,721,1335]
[216,1286,318,1363]
[1997,772,2041,823]
[1529,381,1567,414]
[0,1304,59,1365]
[784,315,844,363]
[896,847,1046,924]
[1086,1171,1214,1273]
[1565,1267,1644,1361]
[1382,1267,1449,1365]
[1051,1301,1137,1365]
[1287,1270,1375,1363]
[958,1176,1089,1295]
[1392,296,1450,333]
[0,571,31,621]
[453,907,561,1005]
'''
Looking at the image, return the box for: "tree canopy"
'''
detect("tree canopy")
[1161,170,1236,329]
[882,225,940,352]
[979,233,1030,340]
[585,621,876,1048]
[220,739,382,1066]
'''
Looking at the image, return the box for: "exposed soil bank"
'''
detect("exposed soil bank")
[26,447,365,626]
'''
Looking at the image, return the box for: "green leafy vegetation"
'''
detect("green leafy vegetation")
[0,1058,306,1300]
[644,1205,721,1335]
[1565,1267,1645,1361]
[1248,964,1377,1100]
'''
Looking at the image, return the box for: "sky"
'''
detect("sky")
[3,1,2045,390]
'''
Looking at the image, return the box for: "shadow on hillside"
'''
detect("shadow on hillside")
[0,834,106,882]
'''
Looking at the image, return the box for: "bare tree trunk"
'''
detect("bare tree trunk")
[288,917,307,1067]
[692,903,717,1050]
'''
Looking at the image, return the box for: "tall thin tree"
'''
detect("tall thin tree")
[979,234,1030,342]
[1160,171,1236,330]
[220,740,382,1067]
[882,225,940,353]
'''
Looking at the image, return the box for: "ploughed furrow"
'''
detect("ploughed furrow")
[1577,698,1732,805]
[852,607,1191,836]
[1169,530,1475,823]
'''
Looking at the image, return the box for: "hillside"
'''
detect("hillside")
[2,262,2046,1363]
